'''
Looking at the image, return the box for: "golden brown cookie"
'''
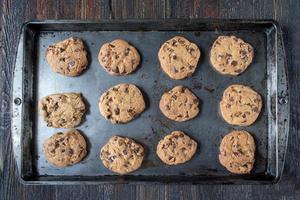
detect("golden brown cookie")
[156,131,197,165]
[210,36,254,75]
[159,86,199,122]
[46,37,88,76]
[98,39,140,75]
[38,93,86,128]
[219,130,255,174]
[219,84,262,126]
[99,83,145,124]
[43,129,87,167]
[100,136,144,174]
[158,36,201,80]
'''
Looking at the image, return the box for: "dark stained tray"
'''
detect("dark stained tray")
[12,20,289,184]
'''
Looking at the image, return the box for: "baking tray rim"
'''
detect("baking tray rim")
[11,19,289,185]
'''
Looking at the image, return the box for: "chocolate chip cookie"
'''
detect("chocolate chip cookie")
[100,136,144,174]
[43,129,87,167]
[158,36,201,80]
[210,35,254,75]
[98,39,140,75]
[38,93,86,128]
[219,130,255,174]
[220,84,262,126]
[99,83,145,124]
[46,37,88,76]
[159,86,199,122]
[156,131,197,165]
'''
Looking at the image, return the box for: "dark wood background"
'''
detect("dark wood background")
[0,0,299,199]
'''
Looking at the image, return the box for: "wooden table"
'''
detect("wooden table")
[0,0,299,199]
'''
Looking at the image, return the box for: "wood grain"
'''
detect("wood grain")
[1,0,300,199]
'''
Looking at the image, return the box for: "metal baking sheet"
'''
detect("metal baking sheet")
[12,20,289,184]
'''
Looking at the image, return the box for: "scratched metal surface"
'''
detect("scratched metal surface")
[32,29,267,177]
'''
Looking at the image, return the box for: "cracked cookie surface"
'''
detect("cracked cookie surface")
[43,129,87,167]
[220,84,262,126]
[158,36,200,80]
[210,35,254,75]
[99,83,145,124]
[159,85,199,122]
[38,93,86,128]
[46,37,88,76]
[219,130,255,174]
[156,131,197,165]
[100,136,144,174]
[98,39,140,75]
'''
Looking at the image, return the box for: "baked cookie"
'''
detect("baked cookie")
[158,36,201,80]
[156,131,197,165]
[159,86,199,122]
[219,130,255,174]
[99,83,145,124]
[98,39,140,75]
[220,84,262,126]
[38,93,86,128]
[210,35,254,75]
[100,136,144,174]
[46,37,88,76]
[43,129,87,167]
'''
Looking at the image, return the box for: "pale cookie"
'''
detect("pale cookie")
[98,39,140,75]
[159,86,199,122]
[210,35,254,75]
[158,36,201,80]
[100,136,144,174]
[220,84,262,126]
[156,131,197,165]
[38,93,86,128]
[46,37,88,76]
[99,83,145,124]
[43,129,87,167]
[219,130,255,174]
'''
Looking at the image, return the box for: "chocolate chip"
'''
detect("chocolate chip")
[133,148,140,154]
[231,60,237,66]
[127,108,133,113]
[124,87,129,93]
[108,44,115,48]
[125,48,130,56]
[59,57,66,62]
[69,149,74,155]
[171,95,177,100]
[172,67,178,73]
[114,108,120,115]
[234,112,242,117]
[172,55,177,60]
[234,69,242,73]
[188,65,194,70]
[111,67,119,73]
[252,107,259,112]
